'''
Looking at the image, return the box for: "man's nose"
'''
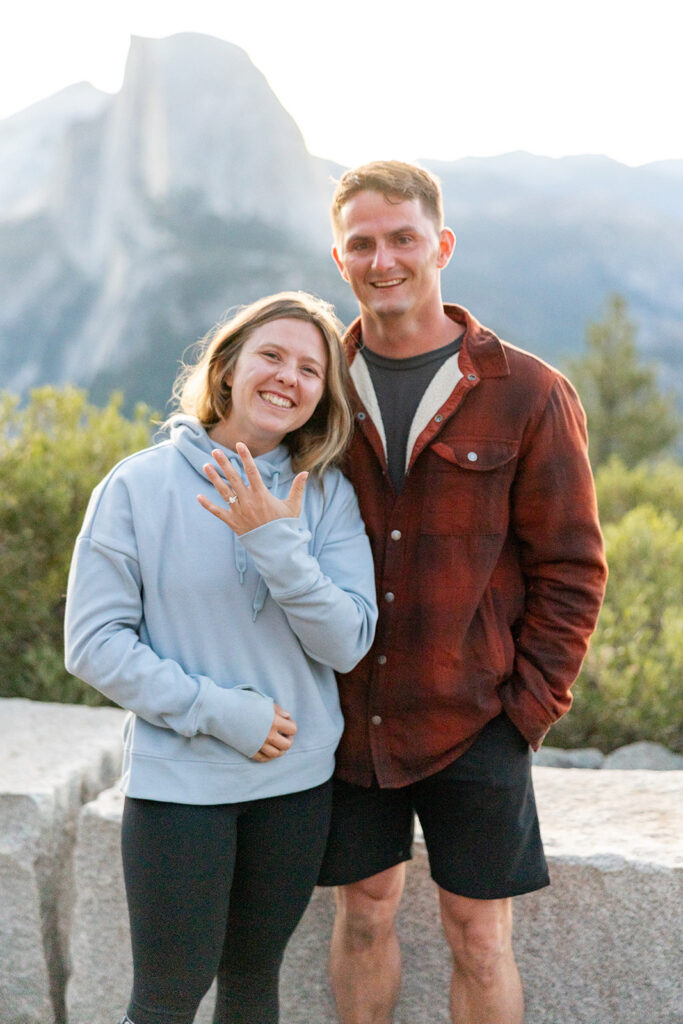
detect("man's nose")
[371,243,394,271]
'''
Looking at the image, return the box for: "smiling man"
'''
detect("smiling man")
[317,161,608,1024]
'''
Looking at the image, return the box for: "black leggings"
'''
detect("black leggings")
[120,781,332,1024]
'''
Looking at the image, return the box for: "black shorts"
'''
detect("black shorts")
[318,713,549,900]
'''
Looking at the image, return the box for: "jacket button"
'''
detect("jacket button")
[390,529,401,540]
[371,715,382,726]
[377,654,387,665]
[434,414,443,423]
[467,373,477,382]
[384,592,395,602]
[467,451,478,462]
[357,411,366,421]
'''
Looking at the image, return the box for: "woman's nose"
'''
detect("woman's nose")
[275,361,297,384]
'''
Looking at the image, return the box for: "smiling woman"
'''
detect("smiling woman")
[64,289,377,1024]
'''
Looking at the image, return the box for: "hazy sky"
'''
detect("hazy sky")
[3,0,681,168]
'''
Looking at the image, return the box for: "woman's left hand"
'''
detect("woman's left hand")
[197,442,308,536]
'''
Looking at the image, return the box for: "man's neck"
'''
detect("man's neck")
[359,305,462,359]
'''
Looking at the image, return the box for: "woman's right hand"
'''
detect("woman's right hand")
[252,703,297,762]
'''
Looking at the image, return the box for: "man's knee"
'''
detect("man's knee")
[439,891,514,988]
[334,865,405,953]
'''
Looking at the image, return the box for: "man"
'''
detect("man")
[317,161,607,1024]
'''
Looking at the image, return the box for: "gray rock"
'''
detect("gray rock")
[66,766,683,1024]
[0,698,125,1024]
[532,746,605,768]
[603,741,683,770]
[66,788,216,1023]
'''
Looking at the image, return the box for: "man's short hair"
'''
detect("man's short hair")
[331,160,444,235]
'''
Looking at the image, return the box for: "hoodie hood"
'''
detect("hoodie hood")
[169,415,296,488]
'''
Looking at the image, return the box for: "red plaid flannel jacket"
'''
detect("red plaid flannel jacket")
[335,305,608,788]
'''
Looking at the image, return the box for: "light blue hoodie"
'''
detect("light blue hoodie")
[64,416,377,804]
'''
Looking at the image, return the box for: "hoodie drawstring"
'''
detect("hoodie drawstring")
[252,578,269,621]
[231,469,281,620]
[169,423,293,623]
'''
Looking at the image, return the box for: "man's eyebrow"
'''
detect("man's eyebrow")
[346,225,417,243]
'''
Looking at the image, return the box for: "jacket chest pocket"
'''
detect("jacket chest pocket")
[420,438,519,535]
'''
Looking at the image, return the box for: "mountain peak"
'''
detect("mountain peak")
[0,81,110,129]
[0,33,680,410]
[110,31,327,234]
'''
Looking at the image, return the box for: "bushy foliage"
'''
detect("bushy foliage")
[551,503,683,753]
[0,387,153,703]
[550,314,683,753]
[2,386,680,754]
[595,455,683,524]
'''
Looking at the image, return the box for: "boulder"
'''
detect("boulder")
[67,767,683,1024]
[520,768,683,1024]
[532,745,605,768]
[603,740,683,770]
[0,698,125,1024]
[66,788,216,1023]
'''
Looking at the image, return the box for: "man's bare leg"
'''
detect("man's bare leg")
[438,890,523,1024]
[329,864,406,1024]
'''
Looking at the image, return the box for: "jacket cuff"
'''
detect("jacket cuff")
[497,678,557,751]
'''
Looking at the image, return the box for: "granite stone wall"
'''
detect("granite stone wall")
[1,698,681,1024]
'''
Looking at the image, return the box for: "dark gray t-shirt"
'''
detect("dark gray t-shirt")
[362,335,463,492]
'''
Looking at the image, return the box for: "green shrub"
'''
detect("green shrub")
[595,455,683,525]
[551,503,683,753]
[3,387,681,756]
[0,387,153,703]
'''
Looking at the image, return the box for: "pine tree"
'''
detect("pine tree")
[568,295,680,468]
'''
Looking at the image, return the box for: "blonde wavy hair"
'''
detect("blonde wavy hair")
[172,292,354,478]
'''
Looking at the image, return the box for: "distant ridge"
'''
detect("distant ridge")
[1,33,681,411]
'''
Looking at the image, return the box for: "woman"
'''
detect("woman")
[64,292,377,1024]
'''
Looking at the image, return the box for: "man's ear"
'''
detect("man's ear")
[332,245,350,281]
[437,228,456,269]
